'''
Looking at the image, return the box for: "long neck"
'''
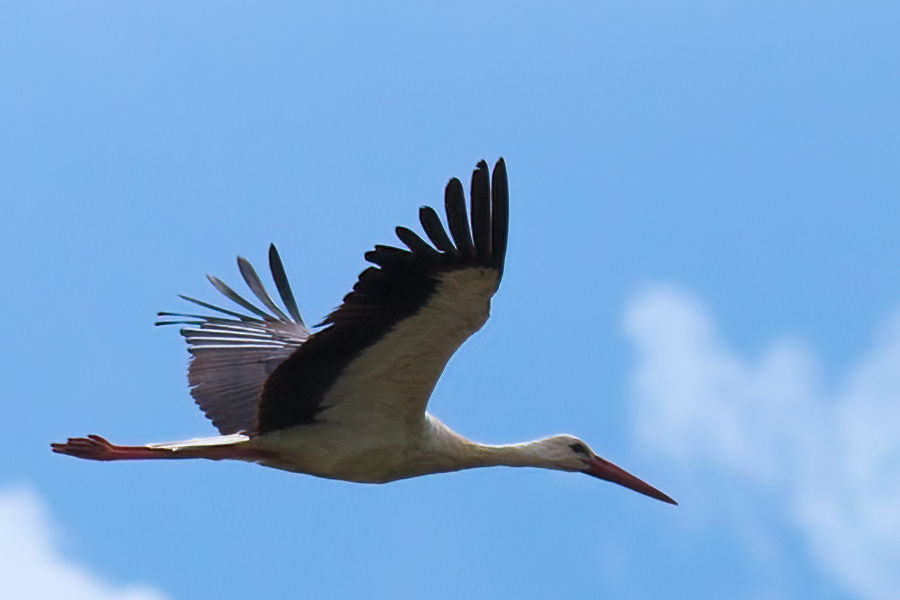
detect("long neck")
[425,416,555,471]
[462,440,556,469]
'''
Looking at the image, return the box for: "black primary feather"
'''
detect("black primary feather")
[268,244,304,325]
[418,206,456,253]
[470,160,491,263]
[444,178,476,257]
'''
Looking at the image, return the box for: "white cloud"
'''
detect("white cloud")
[624,286,900,600]
[0,487,169,600]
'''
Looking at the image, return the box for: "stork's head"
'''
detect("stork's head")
[539,435,677,505]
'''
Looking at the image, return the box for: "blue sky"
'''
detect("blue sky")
[2,2,898,598]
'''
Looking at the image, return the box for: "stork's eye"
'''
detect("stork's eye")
[569,442,588,455]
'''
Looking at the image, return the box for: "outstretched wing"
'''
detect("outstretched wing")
[157,245,310,434]
[256,158,509,434]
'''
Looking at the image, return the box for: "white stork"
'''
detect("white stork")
[52,159,676,505]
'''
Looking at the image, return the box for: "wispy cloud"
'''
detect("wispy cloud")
[0,487,169,600]
[624,287,900,600]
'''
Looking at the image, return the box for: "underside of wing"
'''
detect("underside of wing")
[256,159,510,434]
[157,245,310,434]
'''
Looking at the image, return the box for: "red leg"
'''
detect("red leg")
[51,435,273,462]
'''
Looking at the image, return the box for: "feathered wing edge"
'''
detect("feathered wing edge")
[156,245,310,435]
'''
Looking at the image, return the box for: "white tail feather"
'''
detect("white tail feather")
[147,433,249,450]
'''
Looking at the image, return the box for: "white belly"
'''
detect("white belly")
[248,414,468,483]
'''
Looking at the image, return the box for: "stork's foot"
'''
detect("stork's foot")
[51,435,122,461]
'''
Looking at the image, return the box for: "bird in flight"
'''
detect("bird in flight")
[52,159,676,505]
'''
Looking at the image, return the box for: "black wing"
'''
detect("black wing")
[256,159,509,434]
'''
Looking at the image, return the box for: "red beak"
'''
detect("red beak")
[585,455,677,505]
